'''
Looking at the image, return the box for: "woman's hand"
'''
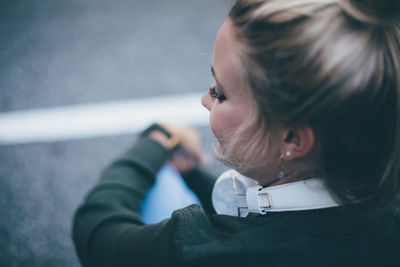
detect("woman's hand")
[149,123,209,173]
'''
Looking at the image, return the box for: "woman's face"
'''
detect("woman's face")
[202,18,288,182]
[201,19,252,155]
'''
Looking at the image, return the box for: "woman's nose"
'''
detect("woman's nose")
[201,91,211,111]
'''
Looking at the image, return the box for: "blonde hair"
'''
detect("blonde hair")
[224,0,400,206]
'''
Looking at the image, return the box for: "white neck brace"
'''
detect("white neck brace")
[212,169,340,217]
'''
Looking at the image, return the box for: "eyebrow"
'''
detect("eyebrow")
[210,66,226,92]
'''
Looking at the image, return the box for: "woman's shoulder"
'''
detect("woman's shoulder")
[163,204,400,266]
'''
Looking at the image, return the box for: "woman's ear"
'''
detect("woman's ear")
[280,126,314,159]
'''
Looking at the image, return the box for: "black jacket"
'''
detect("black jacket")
[73,137,400,267]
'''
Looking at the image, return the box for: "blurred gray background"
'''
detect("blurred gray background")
[0,0,232,266]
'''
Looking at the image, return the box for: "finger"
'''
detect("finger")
[199,154,211,165]
[169,155,197,173]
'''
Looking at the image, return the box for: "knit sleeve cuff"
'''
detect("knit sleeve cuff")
[119,136,172,179]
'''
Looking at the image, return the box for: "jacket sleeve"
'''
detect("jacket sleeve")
[182,168,217,214]
[72,136,219,267]
[73,137,173,267]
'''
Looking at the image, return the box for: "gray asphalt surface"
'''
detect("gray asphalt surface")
[0,0,232,266]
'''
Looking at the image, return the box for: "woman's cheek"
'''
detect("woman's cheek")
[209,109,225,141]
[209,111,219,139]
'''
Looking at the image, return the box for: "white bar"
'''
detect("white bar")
[0,92,209,145]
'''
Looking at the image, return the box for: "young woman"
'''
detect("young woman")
[73,0,400,266]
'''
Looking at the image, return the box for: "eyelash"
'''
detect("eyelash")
[209,87,227,102]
